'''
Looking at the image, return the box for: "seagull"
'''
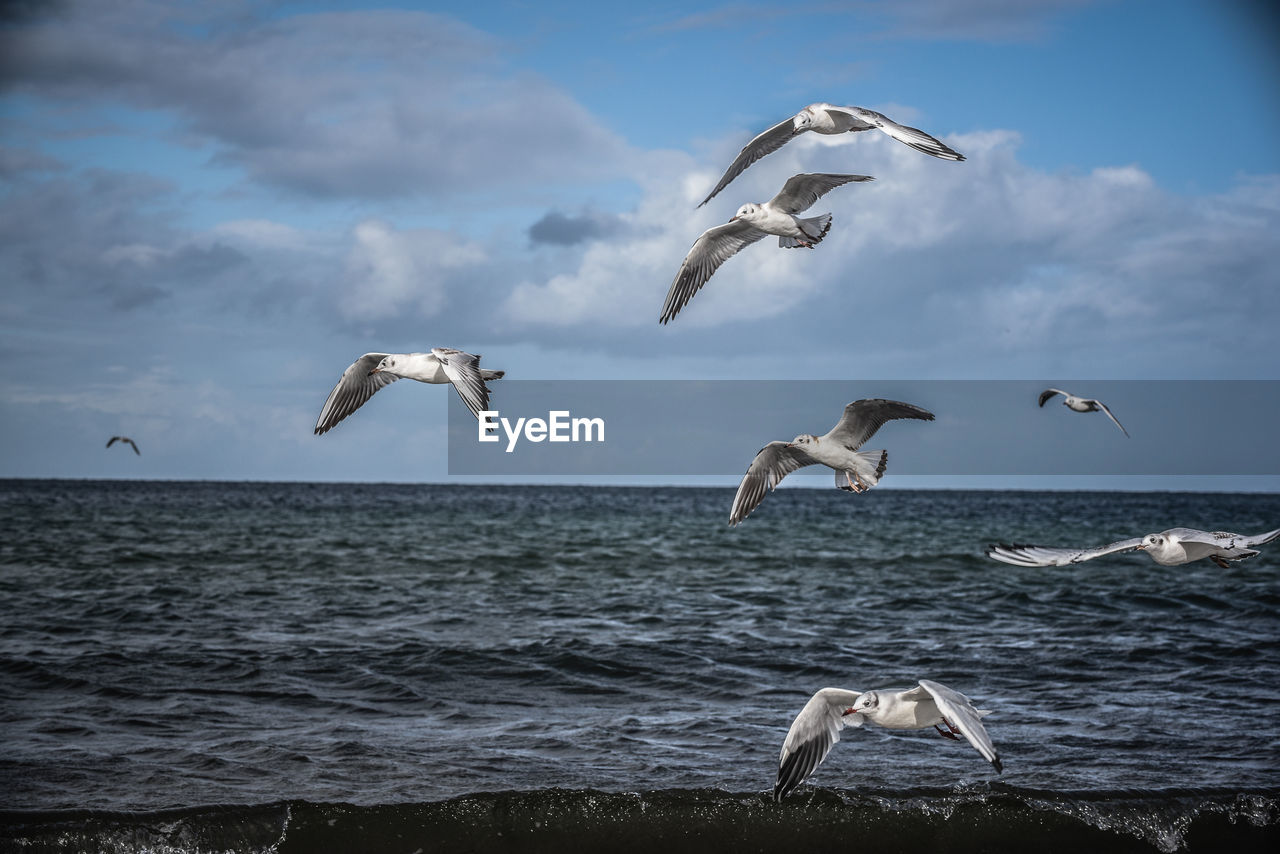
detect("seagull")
[775,680,1001,801]
[662,173,873,325]
[105,436,140,455]
[987,527,1280,569]
[1038,388,1128,437]
[699,102,964,208]
[314,348,504,434]
[729,398,934,525]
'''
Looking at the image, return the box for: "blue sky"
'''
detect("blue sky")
[1,0,1278,488]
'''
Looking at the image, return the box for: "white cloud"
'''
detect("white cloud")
[1,1,637,200]
[341,220,484,321]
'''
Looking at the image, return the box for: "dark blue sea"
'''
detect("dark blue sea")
[1,480,1278,852]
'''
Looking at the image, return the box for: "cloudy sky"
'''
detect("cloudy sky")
[1,0,1278,487]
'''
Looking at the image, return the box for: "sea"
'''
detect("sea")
[1,480,1277,853]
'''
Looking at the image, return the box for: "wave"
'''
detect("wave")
[3,787,1276,854]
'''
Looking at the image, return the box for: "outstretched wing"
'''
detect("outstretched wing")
[1038,388,1068,407]
[660,220,768,324]
[1175,527,1280,551]
[1242,527,1280,548]
[1095,400,1129,437]
[431,347,491,420]
[768,173,873,215]
[917,680,1002,773]
[697,116,797,208]
[314,353,396,435]
[985,537,1144,566]
[729,441,818,525]
[830,106,965,161]
[823,398,935,451]
[775,687,865,801]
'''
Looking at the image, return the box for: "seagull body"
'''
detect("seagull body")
[105,436,140,455]
[774,680,1001,801]
[660,173,873,325]
[1038,388,1128,437]
[729,398,934,525]
[987,527,1280,569]
[699,102,963,208]
[314,347,504,434]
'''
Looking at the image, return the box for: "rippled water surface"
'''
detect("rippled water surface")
[1,481,1278,850]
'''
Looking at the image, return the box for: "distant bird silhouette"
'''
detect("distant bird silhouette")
[106,436,140,455]
[1038,388,1128,437]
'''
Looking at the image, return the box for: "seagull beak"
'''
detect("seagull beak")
[368,367,381,375]
[1135,544,1146,550]
[729,215,739,222]
[841,707,858,717]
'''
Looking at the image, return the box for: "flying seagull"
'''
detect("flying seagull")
[699,102,964,208]
[1038,388,1128,437]
[728,398,934,525]
[987,527,1280,569]
[661,173,873,325]
[105,436,140,455]
[775,680,1001,801]
[315,348,504,434]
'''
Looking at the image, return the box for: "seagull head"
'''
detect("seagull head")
[730,203,761,223]
[370,356,397,376]
[850,692,879,715]
[792,108,815,133]
[789,433,819,447]
[1138,533,1165,552]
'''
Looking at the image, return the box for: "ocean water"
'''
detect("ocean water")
[1,480,1278,852]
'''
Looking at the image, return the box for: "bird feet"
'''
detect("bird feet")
[1212,555,1230,569]
[934,718,963,741]
[842,472,868,493]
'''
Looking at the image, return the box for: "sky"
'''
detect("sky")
[1,0,1278,488]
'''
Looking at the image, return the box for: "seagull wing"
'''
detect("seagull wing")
[698,116,798,208]
[1173,527,1280,552]
[917,680,1002,773]
[431,347,491,420]
[106,437,119,448]
[660,220,768,325]
[729,441,818,525]
[1038,388,1069,407]
[314,353,396,435]
[830,106,965,161]
[823,398,935,451]
[1095,400,1129,437]
[768,173,873,215]
[985,537,1145,566]
[1243,528,1280,548]
[775,687,865,801]
[125,438,140,455]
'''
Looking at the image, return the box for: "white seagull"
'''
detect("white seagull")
[1038,388,1128,437]
[314,348,505,434]
[775,680,1002,801]
[699,102,964,208]
[729,398,934,525]
[987,527,1280,569]
[106,436,140,455]
[660,173,873,325]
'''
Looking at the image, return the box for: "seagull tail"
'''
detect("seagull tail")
[779,214,832,249]
[834,450,888,492]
